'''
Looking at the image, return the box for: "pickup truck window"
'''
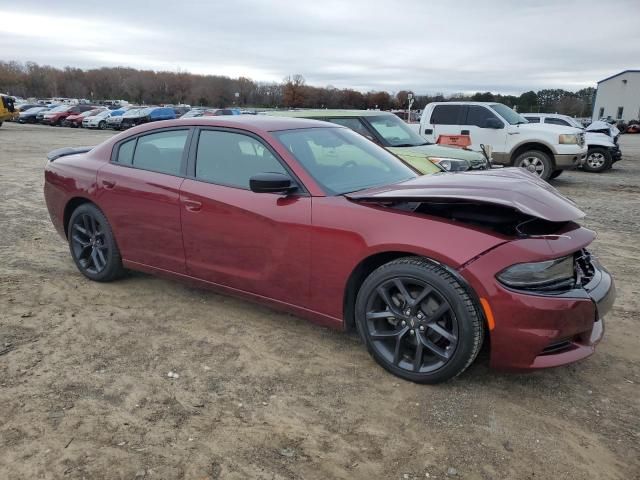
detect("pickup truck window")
[490,103,528,125]
[524,116,540,123]
[466,106,500,128]
[430,105,462,125]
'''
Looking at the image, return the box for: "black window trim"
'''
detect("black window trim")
[185,126,310,196]
[110,126,194,178]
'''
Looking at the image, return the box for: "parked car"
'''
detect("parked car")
[181,108,241,118]
[0,94,16,126]
[42,104,96,126]
[63,108,107,128]
[107,107,141,129]
[119,106,176,129]
[420,102,588,180]
[523,113,621,173]
[626,124,640,134]
[16,103,41,112]
[18,106,50,123]
[265,110,488,173]
[44,116,615,384]
[83,108,126,129]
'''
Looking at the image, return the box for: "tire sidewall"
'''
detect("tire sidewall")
[514,150,553,181]
[583,147,612,173]
[355,260,482,384]
[68,203,122,282]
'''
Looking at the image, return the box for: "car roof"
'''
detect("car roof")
[139,115,337,133]
[264,109,393,118]
[428,101,498,106]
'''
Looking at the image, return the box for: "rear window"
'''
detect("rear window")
[430,105,462,125]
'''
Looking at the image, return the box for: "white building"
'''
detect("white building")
[592,70,640,122]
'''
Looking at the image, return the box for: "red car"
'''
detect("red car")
[62,108,106,128]
[626,124,640,134]
[43,117,615,383]
[42,104,97,126]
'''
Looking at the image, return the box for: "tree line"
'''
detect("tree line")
[0,61,595,116]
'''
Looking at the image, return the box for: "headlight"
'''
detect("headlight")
[559,134,578,144]
[497,256,574,290]
[427,157,470,172]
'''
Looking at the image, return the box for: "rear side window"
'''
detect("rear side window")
[524,117,540,123]
[116,139,136,165]
[128,130,188,175]
[465,105,500,128]
[195,130,286,189]
[430,105,462,125]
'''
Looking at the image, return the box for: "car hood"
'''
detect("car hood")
[387,144,484,161]
[516,123,583,135]
[585,131,615,147]
[345,167,584,222]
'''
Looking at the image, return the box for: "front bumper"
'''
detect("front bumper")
[554,152,587,168]
[611,146,622,163]
[460,231,615,371]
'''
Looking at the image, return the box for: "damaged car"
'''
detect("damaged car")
[43,117,615,383]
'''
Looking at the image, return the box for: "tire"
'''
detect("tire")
[513,150,554,181]
[355,257,484,384]
[99,121,106,130]
[583,147,612,173]
[68,203,124,282]
[550,170,563,179]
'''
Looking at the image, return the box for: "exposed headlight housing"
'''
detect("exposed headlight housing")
[427,157,470,172]
[497,256,575,291]
[559,134,578,144]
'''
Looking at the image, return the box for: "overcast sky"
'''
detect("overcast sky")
[1,0,638,94]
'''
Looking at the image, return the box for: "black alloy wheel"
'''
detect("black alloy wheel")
[356,257,483,383]
[68,203,124,282]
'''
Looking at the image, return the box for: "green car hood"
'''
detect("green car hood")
[387,144,485,174]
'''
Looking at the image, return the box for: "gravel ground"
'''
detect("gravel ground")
[0,122,638,480]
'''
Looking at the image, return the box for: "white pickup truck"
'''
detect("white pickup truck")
[419,102,588,180]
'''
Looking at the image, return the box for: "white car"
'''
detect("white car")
[420,102,587,180]
[523,113,621,173]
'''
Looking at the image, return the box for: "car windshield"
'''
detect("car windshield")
[123,109,143,117]
[140,107,155,115]
[563,117,584,129]
[94,110,111,119]
[82,110,101,117]
[490,103,528,125]
[273,127,417,195]
[366,114,427,147]
[49,105,70,113]
[181,109,203,118]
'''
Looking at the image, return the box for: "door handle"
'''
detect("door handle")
[424,128,433,134]
[183,199,202,212]
[461,130,470,135]
[102,179,116,189]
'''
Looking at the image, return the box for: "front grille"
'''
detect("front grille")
[540,339,574,355]
[574,249,595,287]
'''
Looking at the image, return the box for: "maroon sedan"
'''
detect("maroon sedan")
[43,117,615,383]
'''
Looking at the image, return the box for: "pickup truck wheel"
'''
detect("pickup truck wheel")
[550,170,563,179]
[355,257,483,384]
[583,147,612,173]
[514,150,553,180]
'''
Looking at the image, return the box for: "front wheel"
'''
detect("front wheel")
[514,150,554,181]
[99,121,106,130]
[583,147,612,173]
[355,257,484,384]
[68,203,124,282]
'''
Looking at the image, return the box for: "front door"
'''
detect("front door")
[463,105,507,153]
[180,128,311,305]
[96,128,191,273]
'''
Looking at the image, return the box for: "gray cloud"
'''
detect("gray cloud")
[1,0,638,94]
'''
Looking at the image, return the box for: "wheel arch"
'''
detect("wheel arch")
[510,142,555,166]
[63,196,94,238]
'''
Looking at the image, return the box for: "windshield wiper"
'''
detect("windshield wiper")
[393,142,426,147]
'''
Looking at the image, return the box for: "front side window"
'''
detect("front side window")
[430,105,462,125]
[466,105,501,128]
[195,130,287,189]
[132,130,188,175]
[545,117,570,127]
[327,117,373,139]
[274,127,416,195]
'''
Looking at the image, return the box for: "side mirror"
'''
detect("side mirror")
[484,118,504,129]
[250,172,297,194]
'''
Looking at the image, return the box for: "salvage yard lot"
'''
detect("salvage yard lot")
[0,123,638,479]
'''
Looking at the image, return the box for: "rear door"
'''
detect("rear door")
[179,128,312,304]
[424,104,464,142]
[96,127,192,273]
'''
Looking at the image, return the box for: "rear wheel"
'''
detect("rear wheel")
[355,257,483,384]
[68,203,124,282]
[514,150,553,181]
[583,147,612,173]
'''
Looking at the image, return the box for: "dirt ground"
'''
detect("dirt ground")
[0,122,638,480]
